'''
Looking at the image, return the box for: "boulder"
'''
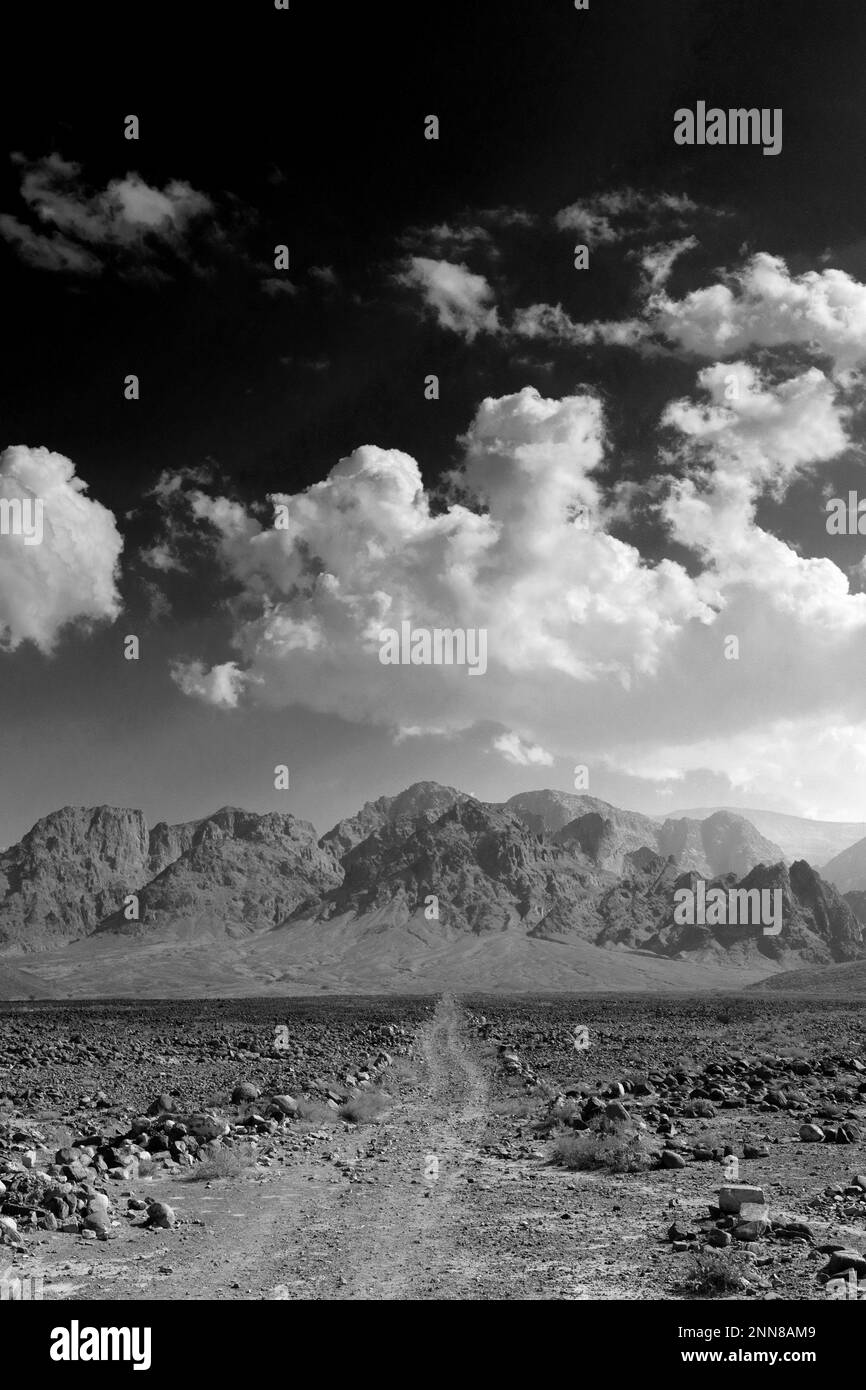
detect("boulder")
[718,1184,766,1213]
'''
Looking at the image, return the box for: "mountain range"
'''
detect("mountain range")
[1,784,865,997]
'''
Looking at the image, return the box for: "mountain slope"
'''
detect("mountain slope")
[667,806,866,865]
[821,834,866,894]
[747,958,866,996]
[509,791,783,877]
[302,797,601,935]
[320,782,467,861]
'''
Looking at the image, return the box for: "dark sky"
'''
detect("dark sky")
[5,0,864,510]
[3,0,866,848]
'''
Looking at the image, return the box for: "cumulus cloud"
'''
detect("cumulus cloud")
[660,363,862,635]
[652,253,866,373]
[511,250,866,374]
[492,732,554,767]
[158,360,866,823]
[661,361,850,490]
[395,257,500,339]
[0,446,123,653]
[171,660,250,709]
[0,152,228,279]
[167,386,713,738]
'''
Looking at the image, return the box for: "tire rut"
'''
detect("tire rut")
[322,994,489,1300]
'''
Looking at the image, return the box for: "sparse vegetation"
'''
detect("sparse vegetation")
[489,1096,538,1118]
[183,1146,254,1182]
[552,1116,650,1172]
[678,1250,745,1296]
[339,1089,392,1124]
[295,1098,338,1125]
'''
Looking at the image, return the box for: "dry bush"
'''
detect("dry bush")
[677,1250,745,1296]
[294,1098,338,1125]
[534,1098,586,1135]
[489,1096,538,1118]
[339,1089,392,1124]
[553,1116,650,1173]
[183,1146,254,1182]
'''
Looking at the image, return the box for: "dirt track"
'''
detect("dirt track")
[9,994,865,1302]
[52,996,501,1301]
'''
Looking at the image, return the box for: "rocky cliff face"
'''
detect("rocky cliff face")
[634,859,863,967]
[96,808,342,941]
[0,807,153,950]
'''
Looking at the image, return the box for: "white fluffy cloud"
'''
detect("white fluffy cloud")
[162,359,866,821]
[168,386,713,736]
[511,251,866,378]
[396,257,500,339]
[171,660,250,709]
[661,364,864,634]
[653,253,866,372]
[0,446,123,653]
[492,732,554,767]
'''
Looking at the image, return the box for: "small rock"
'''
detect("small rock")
[799,1123,824,1142]
[668,1221,696,1241]
[707,1228,732,1248]
[146,1201,176,1229]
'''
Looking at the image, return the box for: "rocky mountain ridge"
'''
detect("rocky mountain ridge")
[0,785,861,977]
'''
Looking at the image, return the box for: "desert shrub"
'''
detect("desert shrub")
[677,1251,744,1296]
[553,1115,649,1173]
[183,1146,254,1182]
[534,1098,586,1135]
[294,1098,337,1125]
[489,1096,538,1118]
[339,1089,392,1124]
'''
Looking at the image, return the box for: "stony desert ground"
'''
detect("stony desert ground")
[1,993,865,1301]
